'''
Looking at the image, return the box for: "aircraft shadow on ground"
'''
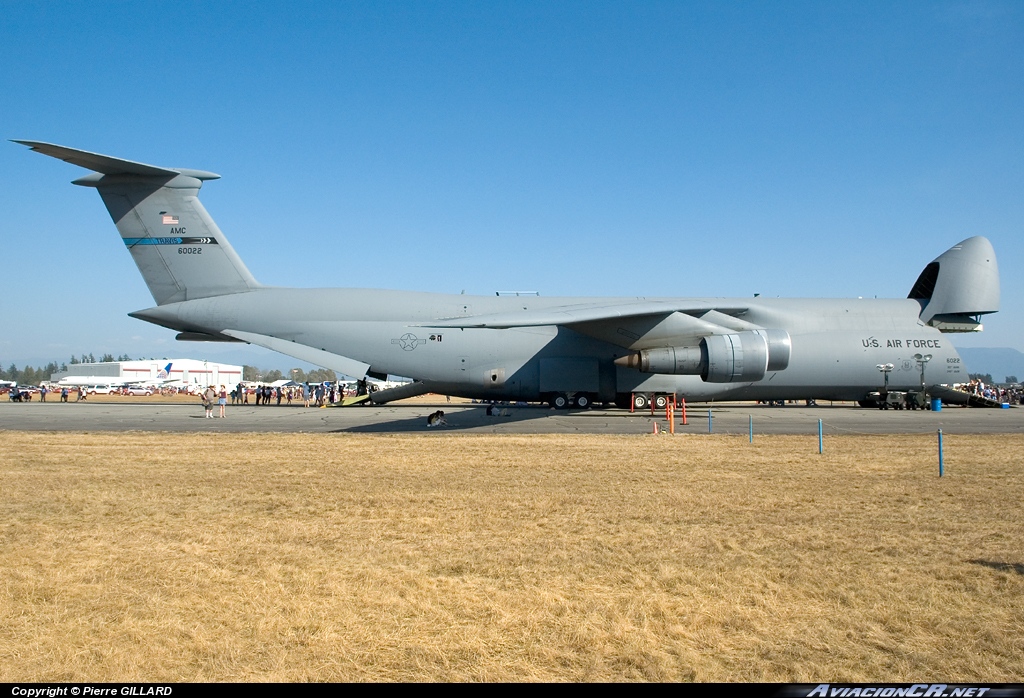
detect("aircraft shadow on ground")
[327,405,805,434]
[331,405,593,433]
[968,559,1024,576]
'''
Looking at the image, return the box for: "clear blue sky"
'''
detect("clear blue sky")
[2,1,1021,370]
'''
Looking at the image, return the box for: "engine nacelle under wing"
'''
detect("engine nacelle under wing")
[615,329,791,383]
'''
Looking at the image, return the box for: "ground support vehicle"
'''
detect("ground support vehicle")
[860,390,931,410]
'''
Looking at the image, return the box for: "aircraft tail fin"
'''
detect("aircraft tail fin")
[908,236,999,332]
[16,140,259,305]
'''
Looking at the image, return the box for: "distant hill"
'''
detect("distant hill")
[957,348,1024,383]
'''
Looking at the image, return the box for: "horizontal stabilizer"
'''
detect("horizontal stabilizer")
[222,329,370,379]
[12,140,220,179]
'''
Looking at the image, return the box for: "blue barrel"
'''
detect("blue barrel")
[930,398,942,412]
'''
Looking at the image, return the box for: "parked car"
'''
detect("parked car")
[120,385,153,396]
[86,384,118,395]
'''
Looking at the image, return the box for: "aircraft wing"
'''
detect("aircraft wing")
[417,301,760,350]
[222,330,371,379]
[419,300,748,329]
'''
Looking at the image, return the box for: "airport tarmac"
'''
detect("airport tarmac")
[1,400,1021,434]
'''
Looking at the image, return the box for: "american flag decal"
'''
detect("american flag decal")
[162,214,179,225]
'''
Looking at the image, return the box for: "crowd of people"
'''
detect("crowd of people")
[7,385,78,402]
[228,381,367,408]
[955,379,1024,404]
[2,379,366,406]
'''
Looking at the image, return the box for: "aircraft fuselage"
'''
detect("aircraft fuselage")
[131,288,963,403]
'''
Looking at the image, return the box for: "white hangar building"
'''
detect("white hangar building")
[51,358,242,388]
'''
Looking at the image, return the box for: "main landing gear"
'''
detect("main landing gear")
[547,392,597,409]
[624,393,670,411]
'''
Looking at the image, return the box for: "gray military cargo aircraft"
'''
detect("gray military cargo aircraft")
[18,141,1000,409]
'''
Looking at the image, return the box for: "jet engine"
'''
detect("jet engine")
[614,330,791,383]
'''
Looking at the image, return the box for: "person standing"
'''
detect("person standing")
[203,385,217,419]
[218,385,227,418]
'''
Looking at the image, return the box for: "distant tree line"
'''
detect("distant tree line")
[67,353,134,365]
[2,362,62,386]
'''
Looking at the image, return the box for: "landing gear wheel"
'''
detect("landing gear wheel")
[654,394,669,409]
[632,393,649,410]
[573,393,592,409]
[550,393,570,409]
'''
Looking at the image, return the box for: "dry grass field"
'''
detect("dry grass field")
[1,431,1022,682]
